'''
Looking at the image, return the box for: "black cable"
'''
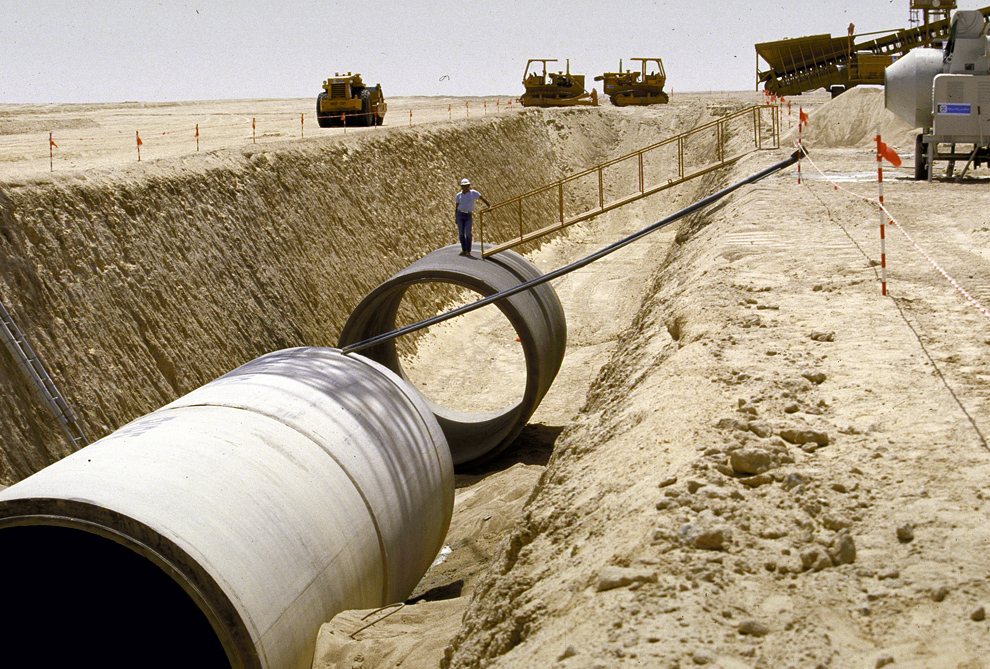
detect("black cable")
[342,148,805,355]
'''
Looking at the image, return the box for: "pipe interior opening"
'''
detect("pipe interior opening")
[394,282,527,414]
[0,525,231,669]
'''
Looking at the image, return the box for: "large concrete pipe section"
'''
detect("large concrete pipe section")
[338,244,567,466]
[0,347,453,669]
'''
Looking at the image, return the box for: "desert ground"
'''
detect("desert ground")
[2,88,989,668]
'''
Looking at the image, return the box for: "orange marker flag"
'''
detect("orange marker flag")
[877,141,902,167]
[136,131,143,146]
[799,109,809,127]
[49,136,58,149]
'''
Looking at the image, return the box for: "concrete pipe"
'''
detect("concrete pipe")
[338,244,567,466]
[0,347,453,669]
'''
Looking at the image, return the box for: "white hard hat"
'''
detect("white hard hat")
[460,178,470,186]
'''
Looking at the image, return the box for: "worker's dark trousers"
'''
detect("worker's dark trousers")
[456,211,473,254]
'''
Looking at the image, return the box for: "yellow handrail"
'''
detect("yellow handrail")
[479,104,779,257]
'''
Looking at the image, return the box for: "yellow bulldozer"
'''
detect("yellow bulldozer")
[519,59,598,107]
[595,58,669,106]
[317,72,386,127]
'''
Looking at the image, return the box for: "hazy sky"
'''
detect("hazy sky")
[0,1,968,103]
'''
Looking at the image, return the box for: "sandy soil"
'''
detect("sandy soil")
[2,88,989,668]
[315,89,990,668]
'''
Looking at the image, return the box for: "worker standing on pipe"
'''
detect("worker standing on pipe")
[454,177,490,258]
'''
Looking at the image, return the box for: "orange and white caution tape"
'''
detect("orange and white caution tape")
[798,145,990,323]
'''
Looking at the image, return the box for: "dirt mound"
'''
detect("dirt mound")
[798,86,918,151]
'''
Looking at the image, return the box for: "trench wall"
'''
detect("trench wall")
[0,111,608,483]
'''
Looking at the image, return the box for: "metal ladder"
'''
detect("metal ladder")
[0,299,88,450]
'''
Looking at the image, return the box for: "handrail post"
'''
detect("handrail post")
[518,198,523,244]
[770,105,775,148]
[716,121,723,164]
[754,107,760,150]
[769,105,774,148]
[477,105,778,256]
[776,105,780,147]
[598,165,604,211]
[479,208,484,256]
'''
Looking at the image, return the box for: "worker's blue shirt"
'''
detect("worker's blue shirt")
[455,190,482,213]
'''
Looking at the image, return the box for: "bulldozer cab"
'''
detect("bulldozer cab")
[633,58,666,87]
[522,59,556,87]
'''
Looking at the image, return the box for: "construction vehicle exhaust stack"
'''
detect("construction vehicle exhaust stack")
[520,59,598,107]
[595,58,670,106]
[317,72,386,127]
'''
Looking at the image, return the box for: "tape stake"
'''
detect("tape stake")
[136,130,142,161]
[409,109,412,126]
[798,114,804,186]
[877,131,887,296]
[252,118,256,144]
[195,123,200,151]
[802,141,989,322]
[300,113,304,138]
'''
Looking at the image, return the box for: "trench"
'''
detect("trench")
[0,110,576,480]
[0,100,759,668]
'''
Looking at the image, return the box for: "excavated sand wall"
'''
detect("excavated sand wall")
[0,111,608,484]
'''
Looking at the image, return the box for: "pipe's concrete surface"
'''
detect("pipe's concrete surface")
[0,347,454,669]
[338,244,567,465]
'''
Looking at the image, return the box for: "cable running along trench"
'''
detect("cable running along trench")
[342,149,805,355]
